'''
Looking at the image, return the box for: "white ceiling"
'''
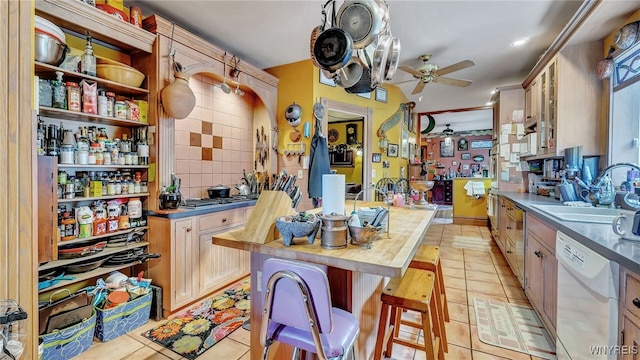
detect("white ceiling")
[129,0,634,132]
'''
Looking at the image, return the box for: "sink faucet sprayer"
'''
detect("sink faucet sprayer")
[573,162,640,208]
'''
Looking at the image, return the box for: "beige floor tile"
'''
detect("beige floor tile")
[447,302,469,323]
[227,327,250,346]
[441,258,464,269]
[472,349,525,360]
[496,264,515,276]
[145,340,186,359]
[490,254,509,266]
[443,319,471,348]
[239,351,251,360]
[421,237,441,245]
[464,262,496,274]
[127,319,162,345]
[121,346,173,359]
[498,273,521,287]
[464,254,493,265]
[439,247,465,259]
[470,325,532,360]
[443,267,465,279]
[443,344,473,360]
[466,281,506,297]
[463,249,492,258]
[468,305,476,325]
[504,285,527,301]
[465,271,501,284]
[196,338,249,360]
[466,291,508,306]
[443,276,466,290]
[445,287,468,305]
[73,334,145,359]
[386,341,416,360]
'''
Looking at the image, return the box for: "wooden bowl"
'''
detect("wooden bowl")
[410,180,435,192]
[96,63,144,87]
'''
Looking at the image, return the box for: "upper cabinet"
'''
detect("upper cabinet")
[523,41,604,158]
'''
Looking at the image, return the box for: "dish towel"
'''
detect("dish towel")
[464,181,486,199]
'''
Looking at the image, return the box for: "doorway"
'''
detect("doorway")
[320,98,373,201]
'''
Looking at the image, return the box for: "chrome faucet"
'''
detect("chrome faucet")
[574,162,640,208]
[353,186,390,239]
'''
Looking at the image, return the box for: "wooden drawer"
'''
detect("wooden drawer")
[624,270,640,320]
[199,208,245,232]
[526,213,556,253]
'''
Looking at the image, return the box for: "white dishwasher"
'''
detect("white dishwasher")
[556,231,619,360]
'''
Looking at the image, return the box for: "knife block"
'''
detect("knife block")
[242,190,295,244]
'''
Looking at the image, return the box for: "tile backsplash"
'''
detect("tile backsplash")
[175,74,255,199]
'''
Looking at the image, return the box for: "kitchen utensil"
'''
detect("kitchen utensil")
[285,102,302,127]
[62,255,112,274]
[612,211,640,241]
[317,213,351,249]
[275,214,320,246]
[34,30,69,66]
[221,52,231,94]
[614,21,640,50]
[35,15,65,44]
[372,33,393,86]
[349,225,382,249]
[159,193,181,209]
[334,55,365,88]
[596,46,615,80]
[336,0,387,48]
[313,27,354,72]
[345,67,375,93]
[384,36,401,81]
[309,25,323,68]
[57,241,107,259]
[38,289,91,335]
[236,183,250,195]
[207,184,231,198]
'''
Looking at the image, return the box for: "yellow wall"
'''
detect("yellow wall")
[328,121,363,184]
[452,178,492,219]
[265,59,411,181]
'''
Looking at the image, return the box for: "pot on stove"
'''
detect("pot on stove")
[207,185,231,198]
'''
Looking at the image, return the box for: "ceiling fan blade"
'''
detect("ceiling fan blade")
[391,79,418,85]
[434,60,475,76]
[412,81,426,94]
[399,65,424,78]
[434,76,472,87]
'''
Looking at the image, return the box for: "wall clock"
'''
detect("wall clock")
[328,129,339,143]
[346,124,358,144]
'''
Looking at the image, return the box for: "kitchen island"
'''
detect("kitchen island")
[211,202,436,360]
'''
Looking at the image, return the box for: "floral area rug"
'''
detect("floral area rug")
[142,278,250,359]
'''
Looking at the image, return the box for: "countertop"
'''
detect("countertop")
[499,192,640,273]
[211,202,436,278]
[147,200,257,219]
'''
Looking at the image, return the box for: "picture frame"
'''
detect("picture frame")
[440,141,455,157]
[401,128,409,159]
[356,91,371,99]
[458,138,469,151]
[461,153,471,160]
[375,87,388,103]
[387,143,399,157]
[319,70,335,86]
[372,153,382,163]
[470,140,493,149]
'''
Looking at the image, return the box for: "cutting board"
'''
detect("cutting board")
[242,191,294,244]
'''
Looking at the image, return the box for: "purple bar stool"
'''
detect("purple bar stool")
[260,258,359,360]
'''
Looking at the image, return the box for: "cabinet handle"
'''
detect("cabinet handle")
[186,226,192,232]
[534,250,543,258]
[506,226,511,229]
[222,218,227,223]
[506,250,513,254]
[633,298,640,308]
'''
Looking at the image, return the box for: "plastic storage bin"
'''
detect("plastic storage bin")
[39,310,96,360]
[95,291,152,342]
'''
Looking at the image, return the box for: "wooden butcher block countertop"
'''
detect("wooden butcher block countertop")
[211,201,436,278]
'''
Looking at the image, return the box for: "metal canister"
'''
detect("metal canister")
[318,213,350,249]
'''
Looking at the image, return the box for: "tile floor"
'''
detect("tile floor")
[75,221,549,359]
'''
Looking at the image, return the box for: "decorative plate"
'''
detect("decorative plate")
[473,155,485,162]
[328,129,339,143]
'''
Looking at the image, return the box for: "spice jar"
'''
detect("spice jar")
[97,90,108,116]
[60,212,76,241]
[114,101,127,119]
[106,92,115,117]
[66,81,81,112]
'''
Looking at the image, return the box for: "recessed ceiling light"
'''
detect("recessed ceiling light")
[511,38,529,47]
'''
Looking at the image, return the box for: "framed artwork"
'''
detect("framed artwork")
[470,140,493,149]
[372,153,382,163]
[401,128,409,159]
[461,153,471,160]
[319,70,335,86]
[440,141,455,157]
[327,129,339,143]
[458,138,469,151]
[387,143,399,157]
[375,87,388,103]
[357,91,371,99]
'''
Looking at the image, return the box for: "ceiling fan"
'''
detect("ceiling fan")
[399,54,475,94]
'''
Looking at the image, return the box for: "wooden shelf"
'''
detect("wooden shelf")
[39,241,149,272]
[38,106,148,127]
[35,62,149,97]
[57,226,148,246]
[58,193,149,203]
[524,119,537,129]
[57,164,149,170]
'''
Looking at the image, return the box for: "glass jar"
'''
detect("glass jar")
[114,101,127,119]
[121,180,129,194]
[66,82,81,112]
[134,181,141,194]
[106,92,116,117]
[107,180,116,196]
[140,181,148,193]
[97,90,108,116]
[127,181,135,194]
[114,180,122,195]
[87,148,97,165]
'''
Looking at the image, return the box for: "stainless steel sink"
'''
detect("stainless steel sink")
[529,204,623,224]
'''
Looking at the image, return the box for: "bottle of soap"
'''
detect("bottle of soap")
[349,210,361,227]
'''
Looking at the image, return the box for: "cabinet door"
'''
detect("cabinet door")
[38,156,57,263]
[542,247,557,328]
[544,60,557,152]
[198,230,249,297]
[525,235,545,311]
[621,314,640,359]
[173,218,198,308]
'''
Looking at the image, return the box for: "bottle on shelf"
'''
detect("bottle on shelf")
[137,128,149,165]
[81,31,96,77]
[51,71,67,110]
[36,117,46,156]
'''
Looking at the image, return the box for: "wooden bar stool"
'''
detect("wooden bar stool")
[373,268,445,360]
[410,245,450,323]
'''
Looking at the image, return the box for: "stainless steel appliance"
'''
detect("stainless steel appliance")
[487,187,499,239]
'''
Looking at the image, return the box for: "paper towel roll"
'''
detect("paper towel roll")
[322,174,345,215]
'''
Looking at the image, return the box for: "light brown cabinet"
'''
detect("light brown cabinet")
[148,207,251,317]
[619,267,640,359]
[497,197,524,285]
[524,212,557,339]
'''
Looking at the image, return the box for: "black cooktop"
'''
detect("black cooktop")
[182,195,259,208]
